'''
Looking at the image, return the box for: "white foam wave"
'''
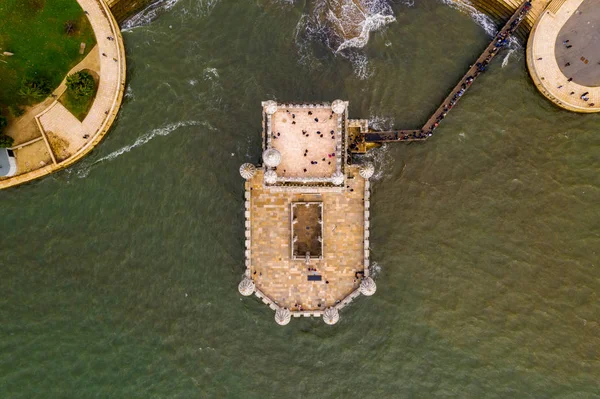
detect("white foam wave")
[202,68,219,80]
[345,51,374,80]
[124,85,135,101]
[293,13,326,70]
[501,49,514,68]
[76,121,207,178]
[121,0,220,31]
[440,0,497,37]
[121,0,182,31]
[368,114,395,131]
[369,261,382,278]
[336,13,396,52]
[501,37,522,67]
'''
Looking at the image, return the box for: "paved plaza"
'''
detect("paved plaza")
[528,0,600,112]
[555,0,600,87]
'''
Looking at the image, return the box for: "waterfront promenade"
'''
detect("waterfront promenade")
[0,0,126,189]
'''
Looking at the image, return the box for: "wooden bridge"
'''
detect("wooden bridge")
[349,1,533,153]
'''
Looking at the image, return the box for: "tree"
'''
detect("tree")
[0,111,13,148]
[66,71,95,99]
[0,114,7,132]
[64,20,77,35]
[19,77,51,101]
[0,134,14,148]
[8,105,24,118]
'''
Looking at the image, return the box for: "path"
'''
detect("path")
[37,0,125,157]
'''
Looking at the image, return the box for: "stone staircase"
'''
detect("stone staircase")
[546,0,568,14]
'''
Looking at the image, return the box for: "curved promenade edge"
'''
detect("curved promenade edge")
[0,0,126,189]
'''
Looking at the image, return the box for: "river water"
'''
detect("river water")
[2,0,599,397]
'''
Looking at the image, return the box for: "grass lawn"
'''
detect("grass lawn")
[59,70,98,121]
[0,0,96,109]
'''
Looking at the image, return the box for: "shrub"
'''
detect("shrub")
[8,105,24,118]
[19,77,51,101]
[64,20,77,35]
[0,134,14,148]
[0,114,7,132]
[66,71,95,99]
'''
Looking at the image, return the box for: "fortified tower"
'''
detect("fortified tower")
[238,100,376,325]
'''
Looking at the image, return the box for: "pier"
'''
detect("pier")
[349,1,532,153]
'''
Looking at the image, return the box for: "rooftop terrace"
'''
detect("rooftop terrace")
[270,107,339,178]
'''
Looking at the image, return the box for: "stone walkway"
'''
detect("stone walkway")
[527,0,600,112]
[37,0,124,154]
[39,102,90,156]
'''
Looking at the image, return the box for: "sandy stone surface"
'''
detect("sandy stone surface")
[40,103,91,155]
[248,167,365,310]
[270,107,339,178]
[14,141,52,173]
[555,0,600,87]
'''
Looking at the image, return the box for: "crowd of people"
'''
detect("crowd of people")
[271,108,339,173]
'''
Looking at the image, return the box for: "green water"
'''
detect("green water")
[2,0,599,397]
